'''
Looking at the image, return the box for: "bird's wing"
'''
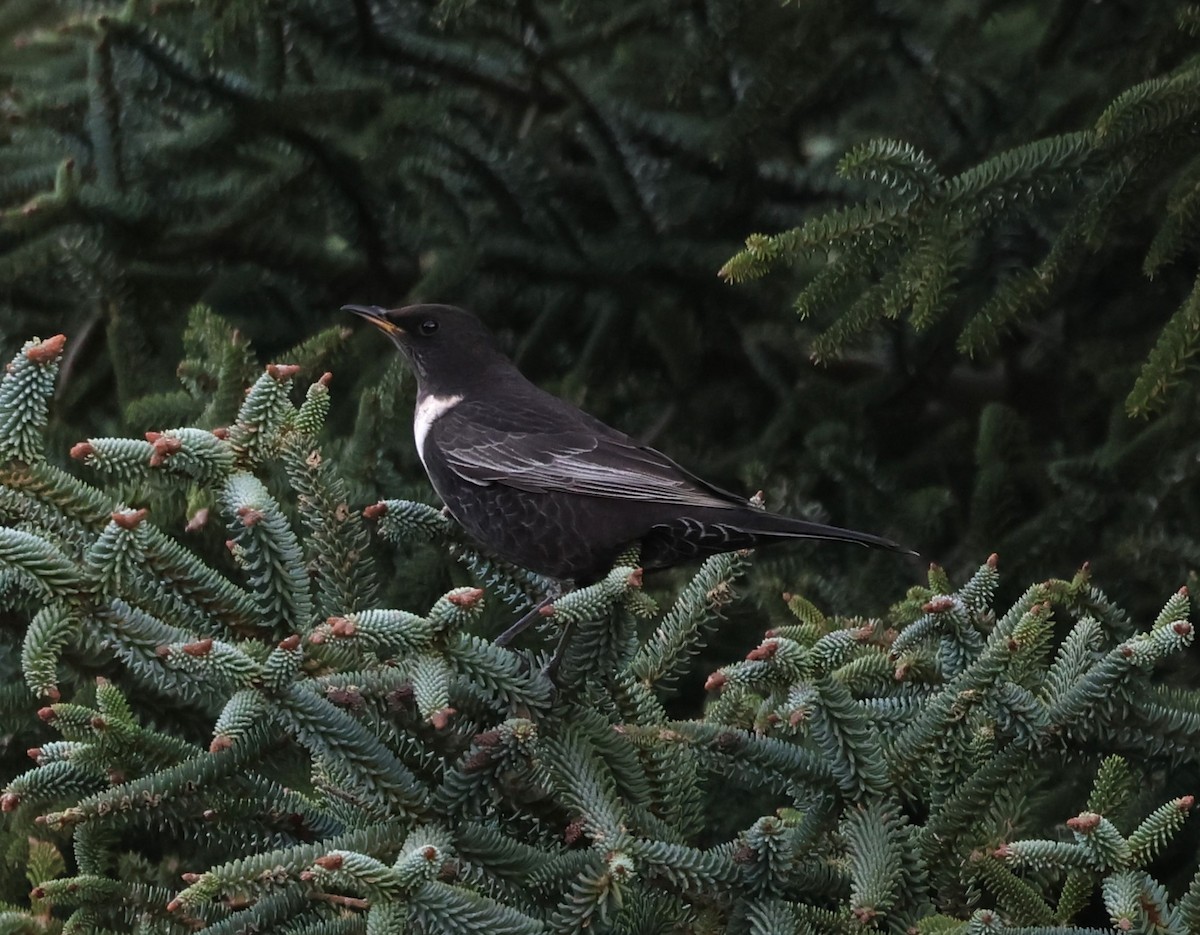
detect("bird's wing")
[433,406,744,508]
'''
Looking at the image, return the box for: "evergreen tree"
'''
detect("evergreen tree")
[2,323,1200,932]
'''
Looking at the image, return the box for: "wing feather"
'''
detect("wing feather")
[433,406,742,509]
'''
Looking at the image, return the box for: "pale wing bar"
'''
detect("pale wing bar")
[442,430,739,508]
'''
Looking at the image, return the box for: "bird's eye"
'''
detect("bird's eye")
[419,319,438,336]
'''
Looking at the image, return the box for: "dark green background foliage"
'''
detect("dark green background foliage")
[3,2,1200,929]
[3,0,1200,621]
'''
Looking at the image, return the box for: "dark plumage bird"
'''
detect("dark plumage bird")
[347,303,911,599]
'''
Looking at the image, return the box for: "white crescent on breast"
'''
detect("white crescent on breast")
[414,393,464,468]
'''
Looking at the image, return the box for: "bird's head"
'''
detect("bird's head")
[344,303,507,392]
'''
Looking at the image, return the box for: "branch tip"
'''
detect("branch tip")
[25,334,66,363]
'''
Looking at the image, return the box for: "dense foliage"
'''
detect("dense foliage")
[5,2,1200,928]
[3,331,1200,933]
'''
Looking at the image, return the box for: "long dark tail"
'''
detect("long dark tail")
[640,506,916,570]
[733,509,914,554]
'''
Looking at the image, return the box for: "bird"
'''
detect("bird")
[346,303,911,644]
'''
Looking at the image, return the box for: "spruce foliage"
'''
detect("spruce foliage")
[3,327,1200,932]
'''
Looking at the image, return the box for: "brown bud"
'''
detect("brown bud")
[166,899,182,913]
[1066,812,1102,833]
[626,568,644,588]
[25,334,66,363]
[564,819,585,846]
[185,508,209,533]
[237,506,264,527]
[43,685,60,702]
[111,508,148,530]
[704,671,727,692]
[1,792,20,811]
[447,587,484,608]
[314,854,343,870]
[1173,621,1192,636]
[209,735,233,753]
[144,431,162,442]
[182,638,213,657]
[539,603,556,617]
[325,686,364,709]
[266,363,300,381]
[27,747,41,761]
[278,634,302,651]
[328,617,356,638]
[746,640,778,662]
[69,441,93,460]
[148,434,182,467]
[987,553,999,568]
[362,501,388,519]
[429,707,456,730]
[211,426,230,439]
[37,706,55,722]
[387,684,415,708]
[318,371,333,387]
[1176,795,1195,811]
[180,872,202,884]
[922,596,954,614]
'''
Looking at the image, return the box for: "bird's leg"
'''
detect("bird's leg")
[540,620,576,681]
[494,580,570,648]
[493,595,555,647]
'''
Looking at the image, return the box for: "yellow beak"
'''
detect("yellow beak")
[343,305,403,336]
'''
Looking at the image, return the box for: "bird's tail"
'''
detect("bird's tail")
[728,509,915,554]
